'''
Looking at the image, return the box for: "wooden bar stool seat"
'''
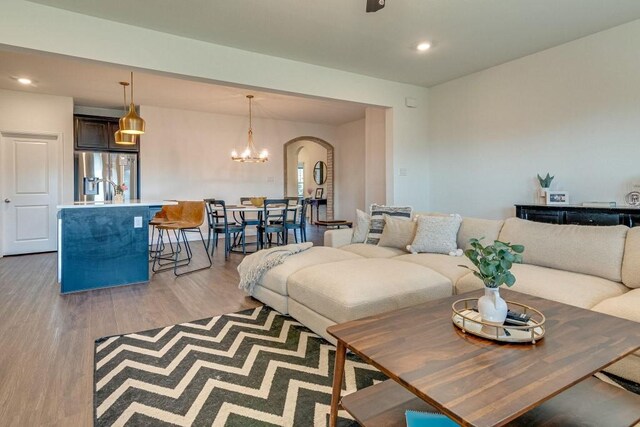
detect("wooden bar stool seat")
[152,201,212,276]
[149,203,183,261]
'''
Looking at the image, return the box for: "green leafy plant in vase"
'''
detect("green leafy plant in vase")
[537,173,554,189]
[460,238,525,325]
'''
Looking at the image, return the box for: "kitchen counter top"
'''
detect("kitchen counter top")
[57,200,178,209]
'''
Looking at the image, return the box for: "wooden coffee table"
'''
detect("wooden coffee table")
[327,289,640,427]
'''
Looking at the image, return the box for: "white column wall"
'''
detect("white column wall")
[336,119,366,220]
[365,107,387,208]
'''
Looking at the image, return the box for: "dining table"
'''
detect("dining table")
[216,204,302,253]
[223,204,295,212]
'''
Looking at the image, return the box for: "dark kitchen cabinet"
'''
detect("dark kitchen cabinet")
[75,116,109,150]
[74,115,139,152]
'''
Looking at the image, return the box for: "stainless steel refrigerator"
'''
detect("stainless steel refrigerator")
[74,151,139,202]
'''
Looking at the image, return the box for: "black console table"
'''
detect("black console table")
[515,204,640,227]
[308,198,327,225]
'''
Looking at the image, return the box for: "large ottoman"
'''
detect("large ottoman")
[592,289,640,384]
[287,258,452,343]
[250,247,362,314]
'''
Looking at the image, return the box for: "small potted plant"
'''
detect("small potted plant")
[460,238,525,325]
[537,173,554,203]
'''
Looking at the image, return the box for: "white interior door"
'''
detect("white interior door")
[2,133,61,255]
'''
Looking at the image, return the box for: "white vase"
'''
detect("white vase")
[478,287,508,325]
[539,187,549,204]
[113,193,124,203]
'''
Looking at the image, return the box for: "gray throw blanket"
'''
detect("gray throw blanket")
[238,242,313,293]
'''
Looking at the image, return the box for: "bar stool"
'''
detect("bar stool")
[149,203,182,261]
[152,201,212,276]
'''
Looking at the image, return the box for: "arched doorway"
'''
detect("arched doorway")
[283,136,334,221]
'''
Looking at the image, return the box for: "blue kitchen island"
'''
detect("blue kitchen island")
[57,200,176,293]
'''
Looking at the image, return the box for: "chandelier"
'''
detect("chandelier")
[231,95,268,163]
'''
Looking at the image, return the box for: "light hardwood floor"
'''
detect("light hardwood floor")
[0,227,324,426]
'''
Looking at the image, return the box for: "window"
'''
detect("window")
[297,163,304,197]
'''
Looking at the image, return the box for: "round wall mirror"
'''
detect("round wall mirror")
[313,161,327,185]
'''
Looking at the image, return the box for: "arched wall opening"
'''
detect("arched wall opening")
[283,136,334,221]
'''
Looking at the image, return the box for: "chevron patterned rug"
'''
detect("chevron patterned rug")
[94,306,387,426]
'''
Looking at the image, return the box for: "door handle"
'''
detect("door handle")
[4,198,10,203]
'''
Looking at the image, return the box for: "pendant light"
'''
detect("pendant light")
[231,95,268,163]
[119,71,145,135]
[114,81,136,145]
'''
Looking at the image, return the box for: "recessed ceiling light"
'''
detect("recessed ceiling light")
[17,77,32,85]
[416,42,431,52]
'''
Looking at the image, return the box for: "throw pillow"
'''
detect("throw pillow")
[366,204,412,245]
[377,214,417,250]
[351,209,371,243]
[407,214,463,254]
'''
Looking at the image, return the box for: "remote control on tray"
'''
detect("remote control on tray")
[504,310,531,326]
[470,308,532,326]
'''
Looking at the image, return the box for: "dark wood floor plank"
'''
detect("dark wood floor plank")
[0,227,323,426]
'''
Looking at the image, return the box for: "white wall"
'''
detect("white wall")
[0,0,430,210]
[336,119,366,220]
[0,89,74,201]
[365,108,387,208]
[139,105,338,204]
[427,19,640,219]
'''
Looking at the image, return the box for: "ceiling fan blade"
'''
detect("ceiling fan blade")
[366,0,385,13]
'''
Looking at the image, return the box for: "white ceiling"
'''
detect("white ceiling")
[27,0,640,87]
[0,49,368,125]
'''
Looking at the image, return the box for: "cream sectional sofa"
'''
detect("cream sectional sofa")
[246,216,640,384]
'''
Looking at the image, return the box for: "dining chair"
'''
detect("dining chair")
[204,198,219,250]
[284,197,302,222]
[240,197,262,249]
[152,201,212,276]
[285,198,309,243]
[270,197,298,225]
[240,197,262,226]
[257,199,289,249]
[204,199,246,259]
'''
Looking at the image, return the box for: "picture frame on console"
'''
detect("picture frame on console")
[315,188,324,199]
[546,191,569,205]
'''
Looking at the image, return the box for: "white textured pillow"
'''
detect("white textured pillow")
[377,214,416,250]
[351,209,370,243]
[407,214,463,254]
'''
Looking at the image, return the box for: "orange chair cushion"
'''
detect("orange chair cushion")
[158,201,205,230]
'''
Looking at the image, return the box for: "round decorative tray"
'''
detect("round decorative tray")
[451,298,546,344]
